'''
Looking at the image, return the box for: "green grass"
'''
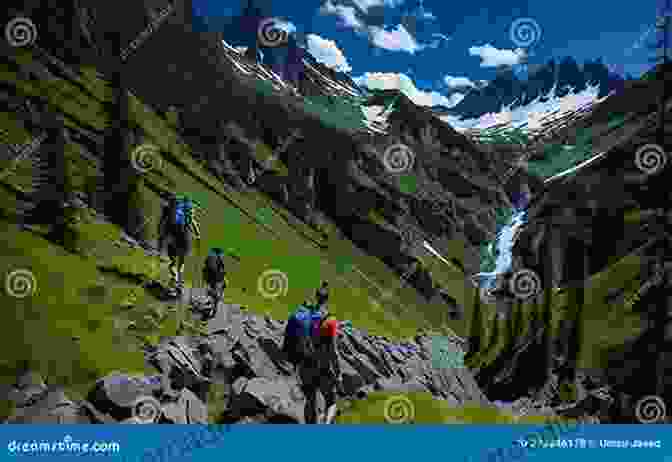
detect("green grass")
[336,391,574,424]
[0,221,154,400]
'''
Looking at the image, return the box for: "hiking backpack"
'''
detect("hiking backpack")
[173,198,193,227]
[283,305,328,362]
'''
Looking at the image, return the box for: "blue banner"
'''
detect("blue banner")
[0,425,670,461]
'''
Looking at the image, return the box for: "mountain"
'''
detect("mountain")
[476,61,672,411]
[440,57,628,120]
[220,12,364,99]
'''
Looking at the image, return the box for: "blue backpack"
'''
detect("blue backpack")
[283,304,323,362]
[174,199,193,227]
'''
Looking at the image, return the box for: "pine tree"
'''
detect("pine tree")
[466,288,485,361]
[501,303,514,354]
[646,0,671,145]
[512,301,526,340]
[536,285,554,386]
[486,314,501,352]
[563,242,588,385]
[103,31,144,240]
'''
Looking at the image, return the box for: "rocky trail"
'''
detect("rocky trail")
[4,284,489,424]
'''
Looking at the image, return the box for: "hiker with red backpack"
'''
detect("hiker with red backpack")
[282,282,343,423]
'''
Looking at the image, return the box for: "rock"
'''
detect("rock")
[233,376,304,423]
[7,371,48,407]
[6,388,88,424]
[162,388,208,424]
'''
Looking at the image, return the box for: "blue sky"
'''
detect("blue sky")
[206,0,662,107]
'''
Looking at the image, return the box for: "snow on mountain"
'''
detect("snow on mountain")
[438,81,616,136]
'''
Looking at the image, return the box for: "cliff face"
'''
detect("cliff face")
[476,62,672,419]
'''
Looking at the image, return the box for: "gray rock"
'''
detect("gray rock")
[233,376,304,423]
[162,388,208,424]
[6,389,88,424]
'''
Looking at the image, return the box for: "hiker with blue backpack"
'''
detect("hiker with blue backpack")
[282,282,343,423]
[158,194,201,296]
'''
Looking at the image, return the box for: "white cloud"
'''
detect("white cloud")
[319,0,363,29]
[353,0,404,10]
[468,44,526,67]
[320,1,426,54]
[306,34,352,73]
[354,72,462,107]
[443,76,476,89]
[276,20,297,34]
[368,24,422,54]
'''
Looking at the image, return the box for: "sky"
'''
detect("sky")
[204,0,662,108]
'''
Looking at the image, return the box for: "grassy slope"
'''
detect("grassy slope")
[0,47,650,421]
[336,391,581,424]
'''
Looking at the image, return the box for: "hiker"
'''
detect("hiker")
[158,194,201,296]
[282,282,343,424]
[201,248,228,320]
[315,281,329,310]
